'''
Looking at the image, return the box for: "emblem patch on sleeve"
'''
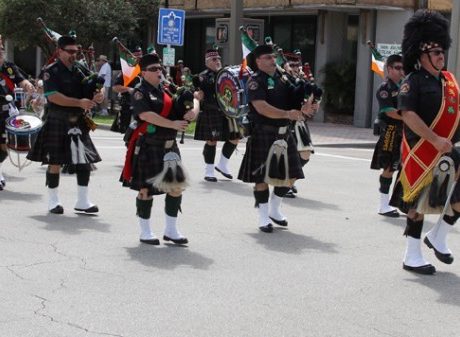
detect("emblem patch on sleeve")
[399,83,410,94]
[379,90,389,99]
[134,91,143,100]
[248,80,259,91]
[43,72,50,81]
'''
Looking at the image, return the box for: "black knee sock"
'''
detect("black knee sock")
[136,198,153,219]
[46,171,60,188]
[443,210,460,225]
[76,169,90,186]
[0,149,7,162]
[274,186,290,198]
[253,189,269,207]
[222,141,237,159]
[165,194,182,217]
[404,218,424,239]
[300,158,309,167]
[379,175,392,194]
[203,144,216,164]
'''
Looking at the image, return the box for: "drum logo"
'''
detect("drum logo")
[216,71,239,117]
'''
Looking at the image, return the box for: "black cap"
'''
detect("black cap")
[253,45,274,58]
[139,54,160,69]
[58,36,77,49]
[386,54,402,66]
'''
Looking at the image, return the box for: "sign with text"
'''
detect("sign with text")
[162,47,175,67]
[377,43,402,59]
[157,8,185,46]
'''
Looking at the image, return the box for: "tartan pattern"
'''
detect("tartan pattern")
[370,123,402,171]
[194,109,241,141]
[27,111,101,165]
[124,138,180,196]
[238,125,304,184]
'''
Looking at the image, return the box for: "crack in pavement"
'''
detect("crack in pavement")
[32,295,124,337]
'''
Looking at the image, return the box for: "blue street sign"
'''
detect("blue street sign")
[157,8,185,46]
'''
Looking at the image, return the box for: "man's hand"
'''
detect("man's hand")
[22,81,35,94]
[432,136,453,154]
[79,98,96,112]
[171,120,189,131]
[286,109,304,121]
[183,110,196,122]
[194,90,204,101]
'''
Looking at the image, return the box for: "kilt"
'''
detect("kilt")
[126,137,180,196]
[238,124,304,184]
[370,122,402,171]
[194,109,241,141]
[111,105,132,134]
[0,110,6,145]
[27,110,101,165]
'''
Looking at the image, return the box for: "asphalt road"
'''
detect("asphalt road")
[1,129,460,337]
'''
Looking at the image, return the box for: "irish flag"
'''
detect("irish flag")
[119,49,140,86]
[370,46,385,79]
[239,26,258,78]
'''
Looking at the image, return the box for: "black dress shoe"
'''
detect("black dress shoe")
[259,224,273,233]
[291,185,298,194]
[424,236,454,264]
[269,216,288,227]
[140,238,160,245]
[215,167,233,179]
[284,190,296,198]
[378,209,400,218]
[74,205,99,213]
[49,205,64,214]
[163,235,189,244]
[204,176,217,182]
[403,263,436,275]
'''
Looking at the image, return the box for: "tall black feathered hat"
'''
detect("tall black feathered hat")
[401,10,451,74]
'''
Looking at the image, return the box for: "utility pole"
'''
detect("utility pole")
[228,1,243,65]
[449,0,460,79]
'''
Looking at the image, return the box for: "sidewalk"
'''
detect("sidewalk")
[97,121,377,148]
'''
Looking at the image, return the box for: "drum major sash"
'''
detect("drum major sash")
[400,71,460,202]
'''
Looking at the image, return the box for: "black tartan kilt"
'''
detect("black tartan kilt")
[370,123,402,171]
[0,111,6,144]
[127,138,181,196]
[238,125,304,184]
[27,110,101,165]
[194,109,241,141]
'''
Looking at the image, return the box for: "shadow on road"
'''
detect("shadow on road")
[283,195,340,211]
[125,245,214,270]
[30,214,112,234]
[1,190,42,202]
[405,271,460,307]
[247,230,338,255]
[196,179,251,196]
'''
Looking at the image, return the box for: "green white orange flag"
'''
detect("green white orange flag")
[119,49,140,86]
[370,46,385,79]
[239,26,258,77]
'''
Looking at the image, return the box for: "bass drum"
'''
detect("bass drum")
[215,65,253,119]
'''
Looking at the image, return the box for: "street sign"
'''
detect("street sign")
[157,8,185,46]
[376,43,402,59]
[162,47,175,67]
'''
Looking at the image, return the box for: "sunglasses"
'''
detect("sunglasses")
[428,50,445,56]
[62,48,78,55]
[145,65,163,72]
[391,65,403,71]
[211,57,221,62]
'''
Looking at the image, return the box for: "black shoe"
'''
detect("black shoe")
[284,190,296,198]
[215,166,233,179]
[74,205,99,213]
[291,185,298,194]
[403,263,436,275]
[49,205,64,214]
[424,236,454,264]
[204,176,217,182]
[163,235,189,244]
[140,238,160,245]
[269,216,288,227]
[259,224,273,233]
[378,209,400,218]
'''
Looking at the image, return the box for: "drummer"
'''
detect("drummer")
[194,49,241,182]
[0,34,35,191]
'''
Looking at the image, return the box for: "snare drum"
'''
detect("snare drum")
[5,114,43,152]
[215,65,253,118]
